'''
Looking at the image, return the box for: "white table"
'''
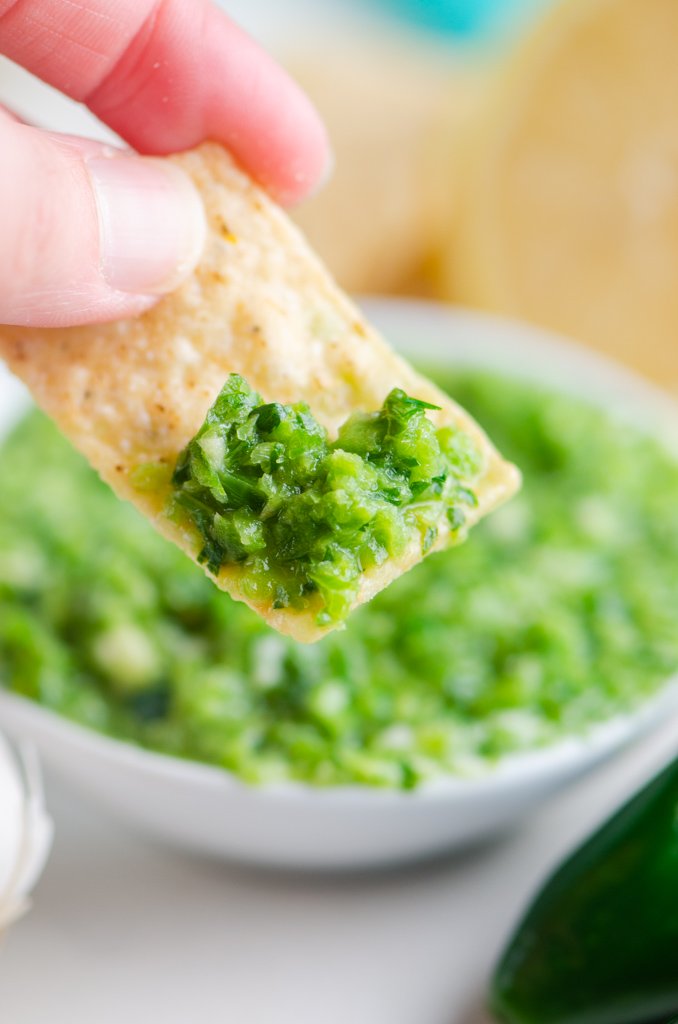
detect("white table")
[2,717,676,1024]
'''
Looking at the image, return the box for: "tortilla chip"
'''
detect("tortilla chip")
[0,143,519,641]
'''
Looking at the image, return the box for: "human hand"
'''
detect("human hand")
[0,0,330,328]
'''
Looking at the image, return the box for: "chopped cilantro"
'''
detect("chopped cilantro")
[2,369,677,789]
[168,375,482,626]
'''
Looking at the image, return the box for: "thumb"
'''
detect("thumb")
[0,117,206,328]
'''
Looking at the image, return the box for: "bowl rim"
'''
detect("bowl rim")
[1,681,677,805]
[1,301,678,804]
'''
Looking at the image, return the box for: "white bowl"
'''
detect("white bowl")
[1,301,677,870]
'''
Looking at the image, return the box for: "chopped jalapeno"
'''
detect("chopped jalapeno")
[167,375,482,626]
[1,369,677,789]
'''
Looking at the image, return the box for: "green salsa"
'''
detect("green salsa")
[166,374,482,626]
[1,369,677,788]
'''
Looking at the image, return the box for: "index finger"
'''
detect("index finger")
[0,0,330,205]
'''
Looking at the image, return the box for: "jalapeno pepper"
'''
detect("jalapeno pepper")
[492,755,678,1024]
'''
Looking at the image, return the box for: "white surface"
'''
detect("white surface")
[3,306,678,868]
[0,723,676,1024]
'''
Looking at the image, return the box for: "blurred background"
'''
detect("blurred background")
[240,0,678,390]
[2,0,678,388]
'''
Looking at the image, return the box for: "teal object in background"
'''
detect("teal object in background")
[373,0,552,38]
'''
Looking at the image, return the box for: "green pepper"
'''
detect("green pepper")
[492,756,678,1024]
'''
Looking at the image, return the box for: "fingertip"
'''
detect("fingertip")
[200,8,333,207]
[263,100,334,209]
[254,75,334,207]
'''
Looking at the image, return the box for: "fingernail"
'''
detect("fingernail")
[87,155,207,295]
